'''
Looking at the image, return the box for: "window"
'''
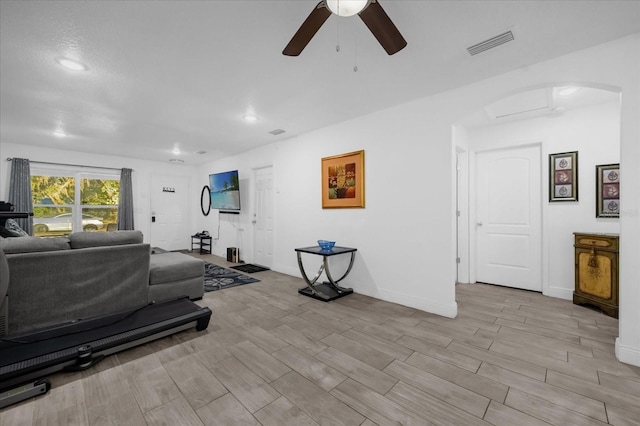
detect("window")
[31,171,120,236]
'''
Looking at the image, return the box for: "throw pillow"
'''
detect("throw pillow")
[5,219,29,237]
[0,225,19,238]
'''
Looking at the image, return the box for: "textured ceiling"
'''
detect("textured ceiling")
[1,1,639,164]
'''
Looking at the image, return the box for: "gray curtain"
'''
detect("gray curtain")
[8,158,33,235]
[117,168,134,230]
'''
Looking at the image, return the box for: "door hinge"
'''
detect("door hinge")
[456,210,461,217]
[456,257,461,264]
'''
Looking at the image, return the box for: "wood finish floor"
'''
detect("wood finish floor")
[2,253,639,425]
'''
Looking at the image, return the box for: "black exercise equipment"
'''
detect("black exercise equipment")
[0,246,211,409]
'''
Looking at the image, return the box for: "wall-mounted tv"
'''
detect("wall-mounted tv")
[209,170,241,211]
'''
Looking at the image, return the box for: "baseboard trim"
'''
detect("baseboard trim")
[615,338,640,367]
[375,288,458,318]
[543,286,573,301]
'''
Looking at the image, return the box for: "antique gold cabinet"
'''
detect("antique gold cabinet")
[573,233,619,318]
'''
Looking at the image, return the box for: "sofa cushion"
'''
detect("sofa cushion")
[0,236,70,254]
[70,230,143,249]
[149,252,204,285]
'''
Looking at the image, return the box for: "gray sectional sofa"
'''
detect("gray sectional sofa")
[0,231,204,335]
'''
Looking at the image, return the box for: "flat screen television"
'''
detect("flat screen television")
[209,170,241,211]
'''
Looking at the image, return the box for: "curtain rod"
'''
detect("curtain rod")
[6,158,129,172]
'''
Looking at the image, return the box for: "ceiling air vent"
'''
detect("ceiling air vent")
[269,129,286,136]
[467,31,514,56]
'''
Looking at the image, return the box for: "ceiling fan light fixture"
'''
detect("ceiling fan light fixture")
[326,0,369,17]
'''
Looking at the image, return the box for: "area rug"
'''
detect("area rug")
[230,264,270,274]
[204,262,260,292]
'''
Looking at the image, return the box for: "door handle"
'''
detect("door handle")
[477,222,483,226]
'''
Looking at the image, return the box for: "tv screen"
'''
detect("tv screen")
[209,170,241,211]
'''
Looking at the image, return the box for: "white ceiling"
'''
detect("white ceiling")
[1,1,639,165]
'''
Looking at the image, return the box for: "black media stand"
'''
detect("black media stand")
[191,235,212,254]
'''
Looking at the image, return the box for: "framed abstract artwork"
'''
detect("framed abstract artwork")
[321,150,365,208]
[596,163,620,218]
[549,151,578,202]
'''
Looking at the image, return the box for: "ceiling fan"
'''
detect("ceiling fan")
[283,0,407,56]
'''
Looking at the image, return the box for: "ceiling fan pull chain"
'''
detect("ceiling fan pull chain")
[353,28,359,72]
[336,7,341,52]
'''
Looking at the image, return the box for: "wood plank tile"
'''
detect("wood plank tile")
[406,352,508,403]
[315,347,398,395]
[478,363,607,422]
[489,340,599,383]
[568,352,640,380]
[598,371,640,397]
[270,324,328,355]
[270,371,365,426]
[297,311,351,334]
[343,315,404,342]
[495,317,581,344]
[163,353,228,410]
[273,345,347,392]
[195,393,260,426]
[483,400,552,426]
[279,314,334,340]
[331,378,433,426]
[340,328,414,361]
[397,335,481,372]
[240,324,289,354]
[143,395,203,426]
[122,356,183,413]
[321,333,395,370]
[546,369,640,416]
[209,356,280,413]
[82,365,133,409]
[492,324,594,357]
[383,360,490,418]
[386,381,491,426]
[253,396,319,426]
[227,340,291,382]
[605,403,640,426]
[504,388,608,426]
[389,320,453,347]
[447,341,547,382]
[86,392,147,426]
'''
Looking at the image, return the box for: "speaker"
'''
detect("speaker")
[226,247,239,263]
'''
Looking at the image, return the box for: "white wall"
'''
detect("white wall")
[465,100,621,299]
[2,34,638,366]
[197,34,640,365]
[0,143,199,246]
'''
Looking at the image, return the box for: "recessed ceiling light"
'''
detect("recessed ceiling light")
[55,57,88,71]
[172,147,181,155]
[52,129,66,138]
[557,86,580,97]
[243,114,258,122]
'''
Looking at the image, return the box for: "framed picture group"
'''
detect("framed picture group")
[548,151,620,218]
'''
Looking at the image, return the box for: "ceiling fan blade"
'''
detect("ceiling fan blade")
[283,1,332,56]
[359,0,407,55]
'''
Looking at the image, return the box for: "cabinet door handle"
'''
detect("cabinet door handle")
[588,247,598,268]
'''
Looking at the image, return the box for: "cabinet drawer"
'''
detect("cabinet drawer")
[574,233,619,251]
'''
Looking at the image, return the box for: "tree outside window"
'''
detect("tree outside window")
[31,173,120,236]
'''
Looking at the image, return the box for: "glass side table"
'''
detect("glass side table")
[294,246,356,301]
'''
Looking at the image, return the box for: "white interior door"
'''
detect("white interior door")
[150,175,190,251]
[253,166,274,268]
[476,145,542,291]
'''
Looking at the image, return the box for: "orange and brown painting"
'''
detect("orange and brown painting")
[328,162,356,199]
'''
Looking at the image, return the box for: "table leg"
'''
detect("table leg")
[297,252,354,301]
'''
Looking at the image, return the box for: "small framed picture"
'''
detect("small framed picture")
[321,150,365,208]
[549,151,578,202]
[596,163,620,218]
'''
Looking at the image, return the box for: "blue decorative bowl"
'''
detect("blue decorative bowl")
[318,240,335,251]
